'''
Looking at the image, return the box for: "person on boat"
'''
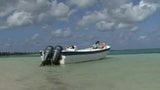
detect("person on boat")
[92,41,100,49]
[40,50,46,66]
[99,43,107,49]
[66,45,77,51]
[40,50,45,61]
[71,45,75,49]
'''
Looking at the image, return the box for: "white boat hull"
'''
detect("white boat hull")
[40,45,110,65]
[59,46,110,64]
[61,50,109,64]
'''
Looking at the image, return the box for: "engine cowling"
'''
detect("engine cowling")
[41,46,54,66]
[40,45,63,66]
[52,45,63,65]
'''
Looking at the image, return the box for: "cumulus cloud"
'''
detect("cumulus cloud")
[78,9,109,27]
[0,0,18,17]
[50,2,70,18]
[67,0,96,8]
[112,1,158,23]
[0,7,14,17]
[50,28,72,38]
[96,21,115,31]
[78,0,160,31]
[130,26,138,32]
[41,25,72,39]
[143,0,160,4]
[117,23,134,29]
[0,0,159,32]
[0,0,71,29]
[138,35,147,40]
[99,0,130,9]
[6,11,33,27]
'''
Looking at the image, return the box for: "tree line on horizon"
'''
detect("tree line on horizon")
[0,52,39,56]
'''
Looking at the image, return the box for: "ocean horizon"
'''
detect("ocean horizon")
[109,48,160,55]
[1,48,160,56]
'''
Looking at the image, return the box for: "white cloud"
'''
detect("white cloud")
[143,0,160,4]
[6,11,33,27]
[78,0,160,31]
[50,2,70,18]
[138,35,147,40]
[0,0,71,29]
[0,7,14,17]
[63,30,72,38]
[51,28,72,38]
[112,1,158,23]
[67,0,96,8]
[0,0,159,32]
[100,0,130,9]
[0,0,18,17]
[117,23,133,29]
[96,21,115,31]
[130,26,138,32]
[78,10,109,27]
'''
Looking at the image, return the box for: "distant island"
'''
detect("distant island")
[0,52,39,56]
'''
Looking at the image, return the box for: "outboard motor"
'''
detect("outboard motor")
[52,45,63,65]
[41,46,54,66]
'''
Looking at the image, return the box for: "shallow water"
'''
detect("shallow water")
[0,53,160,90]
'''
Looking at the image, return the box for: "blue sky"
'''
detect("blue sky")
[0,0,160,51]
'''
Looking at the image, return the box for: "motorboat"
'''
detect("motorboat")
[40,43,110,66]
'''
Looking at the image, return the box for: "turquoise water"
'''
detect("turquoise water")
[0,53,160,90]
